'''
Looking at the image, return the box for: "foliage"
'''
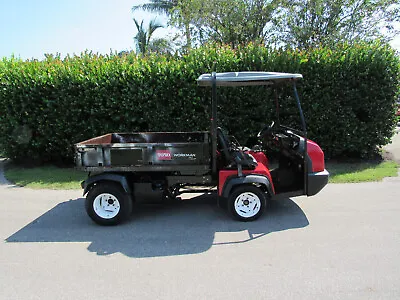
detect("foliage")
[132,0,192,49]
[135,0,399,50]
[132,0,177,14]
[148,37,175,55]
[0,43,398,164]
[172,0,278,48]
[274,0,400,48]
[133,18,164,55]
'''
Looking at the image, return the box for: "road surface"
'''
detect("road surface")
[1,171,399,299]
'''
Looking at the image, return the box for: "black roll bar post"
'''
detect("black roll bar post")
[211,72,218,178]
[293,81,308,193]
[293,82,307,137]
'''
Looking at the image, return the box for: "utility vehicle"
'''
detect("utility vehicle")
[75,72,329,225]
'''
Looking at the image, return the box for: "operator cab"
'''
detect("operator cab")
[198,71,328,199]
[216,123,307,196]
[257,123,306,194]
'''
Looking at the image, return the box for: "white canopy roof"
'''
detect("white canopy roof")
[197,71,303,87]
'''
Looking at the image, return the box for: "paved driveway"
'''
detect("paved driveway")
[385,127,400,163]
[1,173,400,299]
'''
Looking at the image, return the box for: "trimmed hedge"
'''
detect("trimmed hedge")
[0,43,399,164]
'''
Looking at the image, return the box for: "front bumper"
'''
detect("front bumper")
[307,169,329,196]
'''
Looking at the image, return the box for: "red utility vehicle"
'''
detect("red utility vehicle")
[76,72,329,225]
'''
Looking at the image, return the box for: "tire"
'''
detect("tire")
[85,182,132,226]
[228,185,267,221]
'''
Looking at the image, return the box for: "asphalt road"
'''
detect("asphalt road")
[1,170,400,300]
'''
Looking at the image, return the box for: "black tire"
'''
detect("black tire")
[228,185,267,221]
[85,182,132,226]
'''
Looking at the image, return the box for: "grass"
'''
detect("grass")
[327,161,399,183]
[4,165,87,189]
[2,160,398,189]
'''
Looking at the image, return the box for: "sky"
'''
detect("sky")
[0,0,170,60]
[0,0,399,60]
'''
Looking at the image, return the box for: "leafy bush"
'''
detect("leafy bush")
[0,43,399,164]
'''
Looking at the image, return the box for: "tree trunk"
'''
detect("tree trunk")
[185,23,191,49]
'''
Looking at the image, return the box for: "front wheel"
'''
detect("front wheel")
[85,183,132,226]
[228,185,267,221]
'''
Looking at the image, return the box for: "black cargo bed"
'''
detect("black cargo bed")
[75,132,211,175]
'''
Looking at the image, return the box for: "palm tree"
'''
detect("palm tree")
[133,18,163,55]
[132,0,191,49]
[132,0,177,14]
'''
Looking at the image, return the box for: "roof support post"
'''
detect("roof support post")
[293,81,308,193]
[293,82,307,137]
[211,72,217,178]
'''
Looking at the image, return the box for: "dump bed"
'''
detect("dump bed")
[75,132,211,175]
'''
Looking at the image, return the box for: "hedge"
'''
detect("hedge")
[0,43,399,164]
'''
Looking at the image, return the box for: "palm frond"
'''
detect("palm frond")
[132,0,177,15]
[133,18,164,55]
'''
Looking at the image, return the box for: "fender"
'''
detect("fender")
[222,174,273,199]
[82,173,131,195]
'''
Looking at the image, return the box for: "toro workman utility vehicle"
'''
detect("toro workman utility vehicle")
[75,72,329,225]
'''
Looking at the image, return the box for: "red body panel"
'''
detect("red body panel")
[248,151,269,168]
[307,139,325,172]
[218,154,274,196]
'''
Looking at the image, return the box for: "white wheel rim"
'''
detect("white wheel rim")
[93,193,120,219]
[234,192,261,218]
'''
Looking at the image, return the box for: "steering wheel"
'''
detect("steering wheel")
[257,121,275,139]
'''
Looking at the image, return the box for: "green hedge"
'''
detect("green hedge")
[0,43,399,164]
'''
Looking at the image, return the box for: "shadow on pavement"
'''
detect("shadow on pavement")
[6,194,309,257]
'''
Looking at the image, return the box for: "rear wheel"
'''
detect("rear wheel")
[228,185,267,221]
[85,183,132,226]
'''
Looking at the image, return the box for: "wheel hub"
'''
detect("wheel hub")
[234,192,261,218]
[93,193,121,219]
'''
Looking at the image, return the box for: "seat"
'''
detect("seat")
[216,127,256,170]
